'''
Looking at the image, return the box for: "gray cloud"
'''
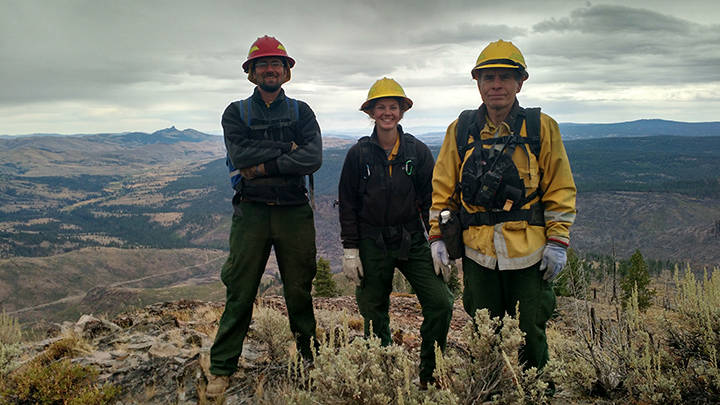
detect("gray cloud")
[533,5,694,34]
[1,0,719,135]
[528,4,720,83]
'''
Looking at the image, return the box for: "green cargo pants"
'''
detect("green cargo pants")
[210,201,318,376]
[462,258,556,370]
[356,232,454,381]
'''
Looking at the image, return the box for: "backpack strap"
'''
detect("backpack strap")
[400,133,421,207]
[455,106,542,160]
[524,107,541,158]
[456,109,480,160]
[356,136,374,198]
[286,97,315,209]
[226,97,253,190]
[288,97,299,123]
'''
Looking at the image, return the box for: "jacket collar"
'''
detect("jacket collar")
[369,124,405,147]
[251,87,286,107]
[477,99,521,134]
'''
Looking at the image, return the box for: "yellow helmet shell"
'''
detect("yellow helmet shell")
[471,39,528,80]
[360,77,413,112]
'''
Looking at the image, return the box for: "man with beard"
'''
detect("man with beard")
[207,35,322,399]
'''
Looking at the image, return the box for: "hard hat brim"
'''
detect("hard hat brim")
[360,97,413,113]
[243,56,296,73]
[471,63,529,80]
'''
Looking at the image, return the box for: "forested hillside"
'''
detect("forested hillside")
[2,133,719,266]
[2,129,720,327]
[565,135,720,197]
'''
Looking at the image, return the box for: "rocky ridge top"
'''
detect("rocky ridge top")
[21,295,472,404]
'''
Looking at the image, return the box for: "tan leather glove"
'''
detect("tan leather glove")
[342,248,363,287]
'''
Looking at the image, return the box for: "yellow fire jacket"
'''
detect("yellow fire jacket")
[430,102,576,270]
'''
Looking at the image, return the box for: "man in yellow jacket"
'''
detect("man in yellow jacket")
[429,40,576,378]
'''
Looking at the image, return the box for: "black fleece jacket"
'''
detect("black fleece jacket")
[338,126,434,249]
[223,87,322,205]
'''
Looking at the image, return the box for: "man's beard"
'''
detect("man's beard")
[259,82,281,92]
[258,77,282,93]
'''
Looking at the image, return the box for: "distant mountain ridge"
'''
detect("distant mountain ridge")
[0,127,225,177]
[559,119,720,140]
[0,126,220,140]
[383,119,720,145]
[3,119,720,143]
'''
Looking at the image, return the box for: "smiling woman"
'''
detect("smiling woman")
[338,77,454,389]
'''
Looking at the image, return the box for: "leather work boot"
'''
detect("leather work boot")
[206,374,230,399]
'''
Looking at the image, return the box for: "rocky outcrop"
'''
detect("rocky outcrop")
[17,296,472,404]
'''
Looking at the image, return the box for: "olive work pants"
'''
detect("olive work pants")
[210,201,318,376]
[356,232,454,381]
[462,258,556,370]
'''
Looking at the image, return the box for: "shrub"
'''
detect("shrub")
[309,322,457,404]
[0,333,120,404]
[663,266,720,401]
[549,286,672,401]
[0,312,23,377]
[0,359,120,404]
[549,265,720,404]
[436,308,551,404]
[0,341,22,375]
[0,311,22,345]
[251,305,295,362]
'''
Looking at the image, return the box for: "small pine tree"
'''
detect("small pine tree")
[620,249,656,312]
[313,257,340,297]
[447,264,462,297]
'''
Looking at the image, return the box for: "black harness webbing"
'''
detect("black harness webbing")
[356,134,422,259]
[359,218,425,261]
[460,202,545,227]
[455,107,545,228]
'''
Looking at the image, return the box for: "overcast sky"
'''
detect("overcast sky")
[2,0,719,136]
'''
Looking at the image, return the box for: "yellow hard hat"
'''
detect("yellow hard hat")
[471,39,529,81]
[360,77,413,113]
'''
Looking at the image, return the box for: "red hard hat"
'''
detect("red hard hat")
[242,35,296,73]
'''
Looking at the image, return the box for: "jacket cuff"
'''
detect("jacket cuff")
[547,237,569,249]
[280,142,293,153]
[263,159,280,176]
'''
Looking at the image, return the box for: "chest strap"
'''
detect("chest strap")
[460,202,545,228]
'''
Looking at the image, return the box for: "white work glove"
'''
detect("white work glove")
[342,248,363,287]
[539,242,567,282]
[430,240,453,283]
